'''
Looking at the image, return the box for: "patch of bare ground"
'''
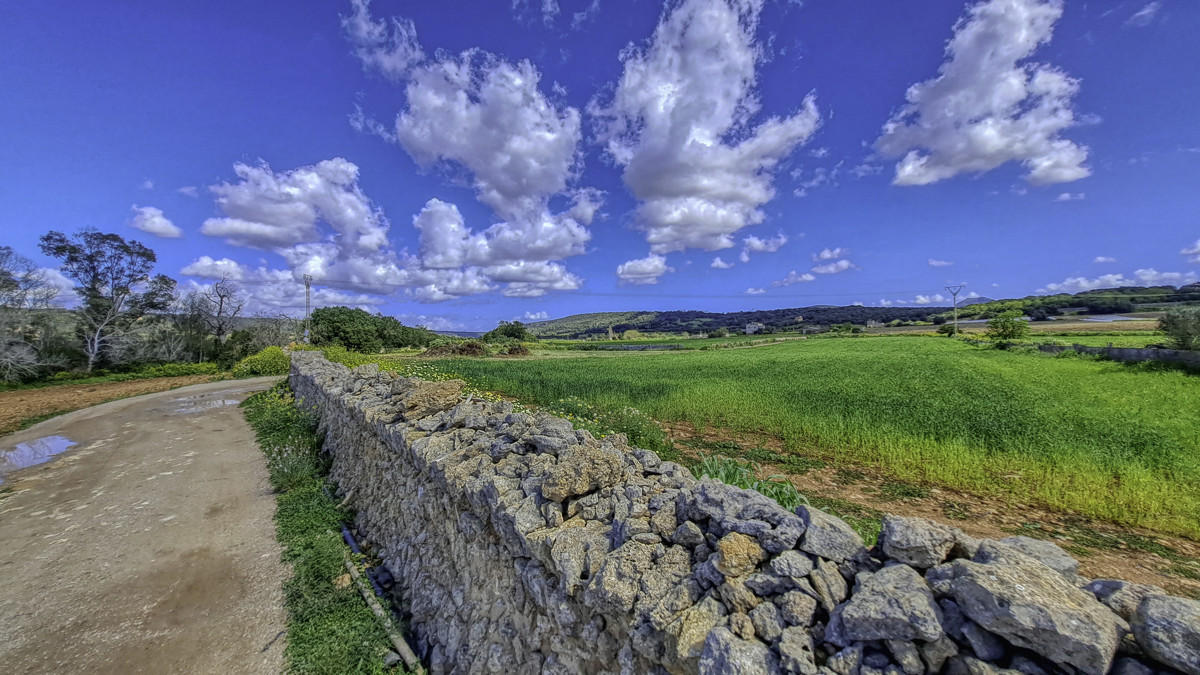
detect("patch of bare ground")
[0,375,220,434]
[663,422,1200,600]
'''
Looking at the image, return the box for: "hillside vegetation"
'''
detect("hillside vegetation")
[428,338,1199,537]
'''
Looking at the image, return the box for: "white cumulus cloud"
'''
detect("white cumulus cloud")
[1182,240,1200,264]
[811,259,854,275]
[740,233,789,263]
[813,247,848,261]
[1054,192,1085,202]
[928,258,954,267]
[744,287,766,295]
[342,0,423,81]
[616,254,674,285]
[772,270,815,286]
[875,0,1090,186]
[1093,256,1117,264]
[522,311,550,321]
[129,205,183,238]
[915,293,948,305]
[1038,268,1199,294]
[591,0,820,254]
[711,256,735,269]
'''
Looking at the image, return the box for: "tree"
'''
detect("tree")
[1159,306,1200,350]
[200,277,246,343]
[0,246,57,309]
[621,329,642,340]
[0,246,62,381]
[39,229,175,371]
[985,310,1030,342]
[482,320,536,342]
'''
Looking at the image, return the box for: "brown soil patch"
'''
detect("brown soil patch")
[664,422,1200,600]
[0,375,220,434]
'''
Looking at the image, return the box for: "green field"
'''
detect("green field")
[414,338,1200,537]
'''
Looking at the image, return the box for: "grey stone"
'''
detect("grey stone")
[718,576,762,614]
[775,590,819,627]
[1007,654,1048,675]
[884,640,924,675]
[833,565,943,642]
[961,621,1007,661]
[750,601,785,643]
[998,536,1079,580]
[383,651,402,667]
[698,627,780,675]
[1110,657,1154,675]
[714,531,768,577]
[730,612,757,640]
[810,558,848,613]
[663,595,726,672]
[1083,579,1165,621]
[1130,594,1200,675]
[796,505,866,562]
[827,644,864,675]
[674,521,706,547]
[686,479,807,553]
[541,442,626,502]
[879,515,960,569]
[945,655,1021,675]
[770,550,815,578]
[778,627,819,675]
[745,572,796,596]
[863,651,890,669]
[584,540,655,614]
[942,542,1120,675]
[918,636,959,673]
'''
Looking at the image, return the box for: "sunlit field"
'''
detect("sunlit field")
[393,337,1200,537]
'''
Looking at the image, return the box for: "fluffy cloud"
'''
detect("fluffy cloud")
[928,258,954,267]
[616,254,674,285]
[772,270,815,286]
[342,0,423,81]
[344,1,596,299]
[592,0,819,254]
[39,268,80,307]
[740,233,788,263]
[522,311,550,321]
[1125,2,1161,27]
[744,288,766,295]
[1038,268,1199,294]
[1182,240,1200,264]
[129,205,183,238]
[915,293,948,305]
[179,260,382,313]
[711,256,735,269]
[1054,192,1085,202]
[811,259,853,275]
[1093,256,1117,264]
[181,256,246,280]
[813,247,848,261]
[177,186,199,198]
[875,0,1090,186]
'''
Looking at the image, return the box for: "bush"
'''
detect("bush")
[708,327,730,338]
[137,362,220,377]
[1159,306,1200,350]
[505,344,530,356]
[985,310,1030,342]
[482,320,537,342]
[936,323,959,336]
[423,341,487,357]
[232,346,291,377]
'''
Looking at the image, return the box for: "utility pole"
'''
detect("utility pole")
[945,284,965,336]
[303,274,313,344]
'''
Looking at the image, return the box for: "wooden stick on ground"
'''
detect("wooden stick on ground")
[343,552,424,674]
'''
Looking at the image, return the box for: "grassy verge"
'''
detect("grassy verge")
[242,384,406,675]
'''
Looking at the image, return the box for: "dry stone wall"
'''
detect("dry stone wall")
[289,352,1200,675]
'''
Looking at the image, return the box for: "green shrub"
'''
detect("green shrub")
[985,310,1031,342]
[137,362,220,377]
[232,346,291,377]
[1159,306,1200,350]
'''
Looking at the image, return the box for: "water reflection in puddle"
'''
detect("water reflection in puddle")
[0,436,78,483]
[172,397,241,414]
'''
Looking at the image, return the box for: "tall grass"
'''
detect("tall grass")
[429,338,1200,538]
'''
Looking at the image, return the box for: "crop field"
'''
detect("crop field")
[413,337,1200,537]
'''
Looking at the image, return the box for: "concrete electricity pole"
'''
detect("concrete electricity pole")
[945,284,965,336]
[303,274,313,344]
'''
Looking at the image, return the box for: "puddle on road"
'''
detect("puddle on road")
[171,397,241,414]
[0,436,79,483]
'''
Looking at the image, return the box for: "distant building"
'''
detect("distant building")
[745,322,765,335]
[866,320,884,328]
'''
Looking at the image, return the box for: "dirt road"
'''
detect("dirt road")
[0,377,286,674]
[0,375,221,435]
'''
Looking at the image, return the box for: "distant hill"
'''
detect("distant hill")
[959,296,995,306]
[527,305,938,338]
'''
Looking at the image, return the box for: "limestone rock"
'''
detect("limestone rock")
[391,378,464,421]
[998,536,1079,580]
[778,626,819,675]
[749,601,785,644]
[1130,594,1200,675]
[714,532,768,578]
[833,565,943,642]
[942,542,1120,675]
[698,627,780,675]
[885,640,925,675]
[1083,579,1165,622]
[810,558,848,614]
[541,442,626,502]
[879,515,960,569]
[775,590,818,627]
[769,550,815,579]
[664,595,726,672]
[686,479,807,553]
[795,505,866,562]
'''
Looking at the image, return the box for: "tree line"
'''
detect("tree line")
[0,228,432,382]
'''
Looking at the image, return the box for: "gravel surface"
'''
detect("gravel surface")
[0,377,286,674]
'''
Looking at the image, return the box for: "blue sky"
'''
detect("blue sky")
[2,0,1197,330]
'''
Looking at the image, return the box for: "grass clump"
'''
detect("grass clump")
[242,384,399,674]
[691,454,808,511]
[233,346,291,378]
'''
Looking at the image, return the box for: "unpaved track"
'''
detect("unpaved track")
[0,377,286,674]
